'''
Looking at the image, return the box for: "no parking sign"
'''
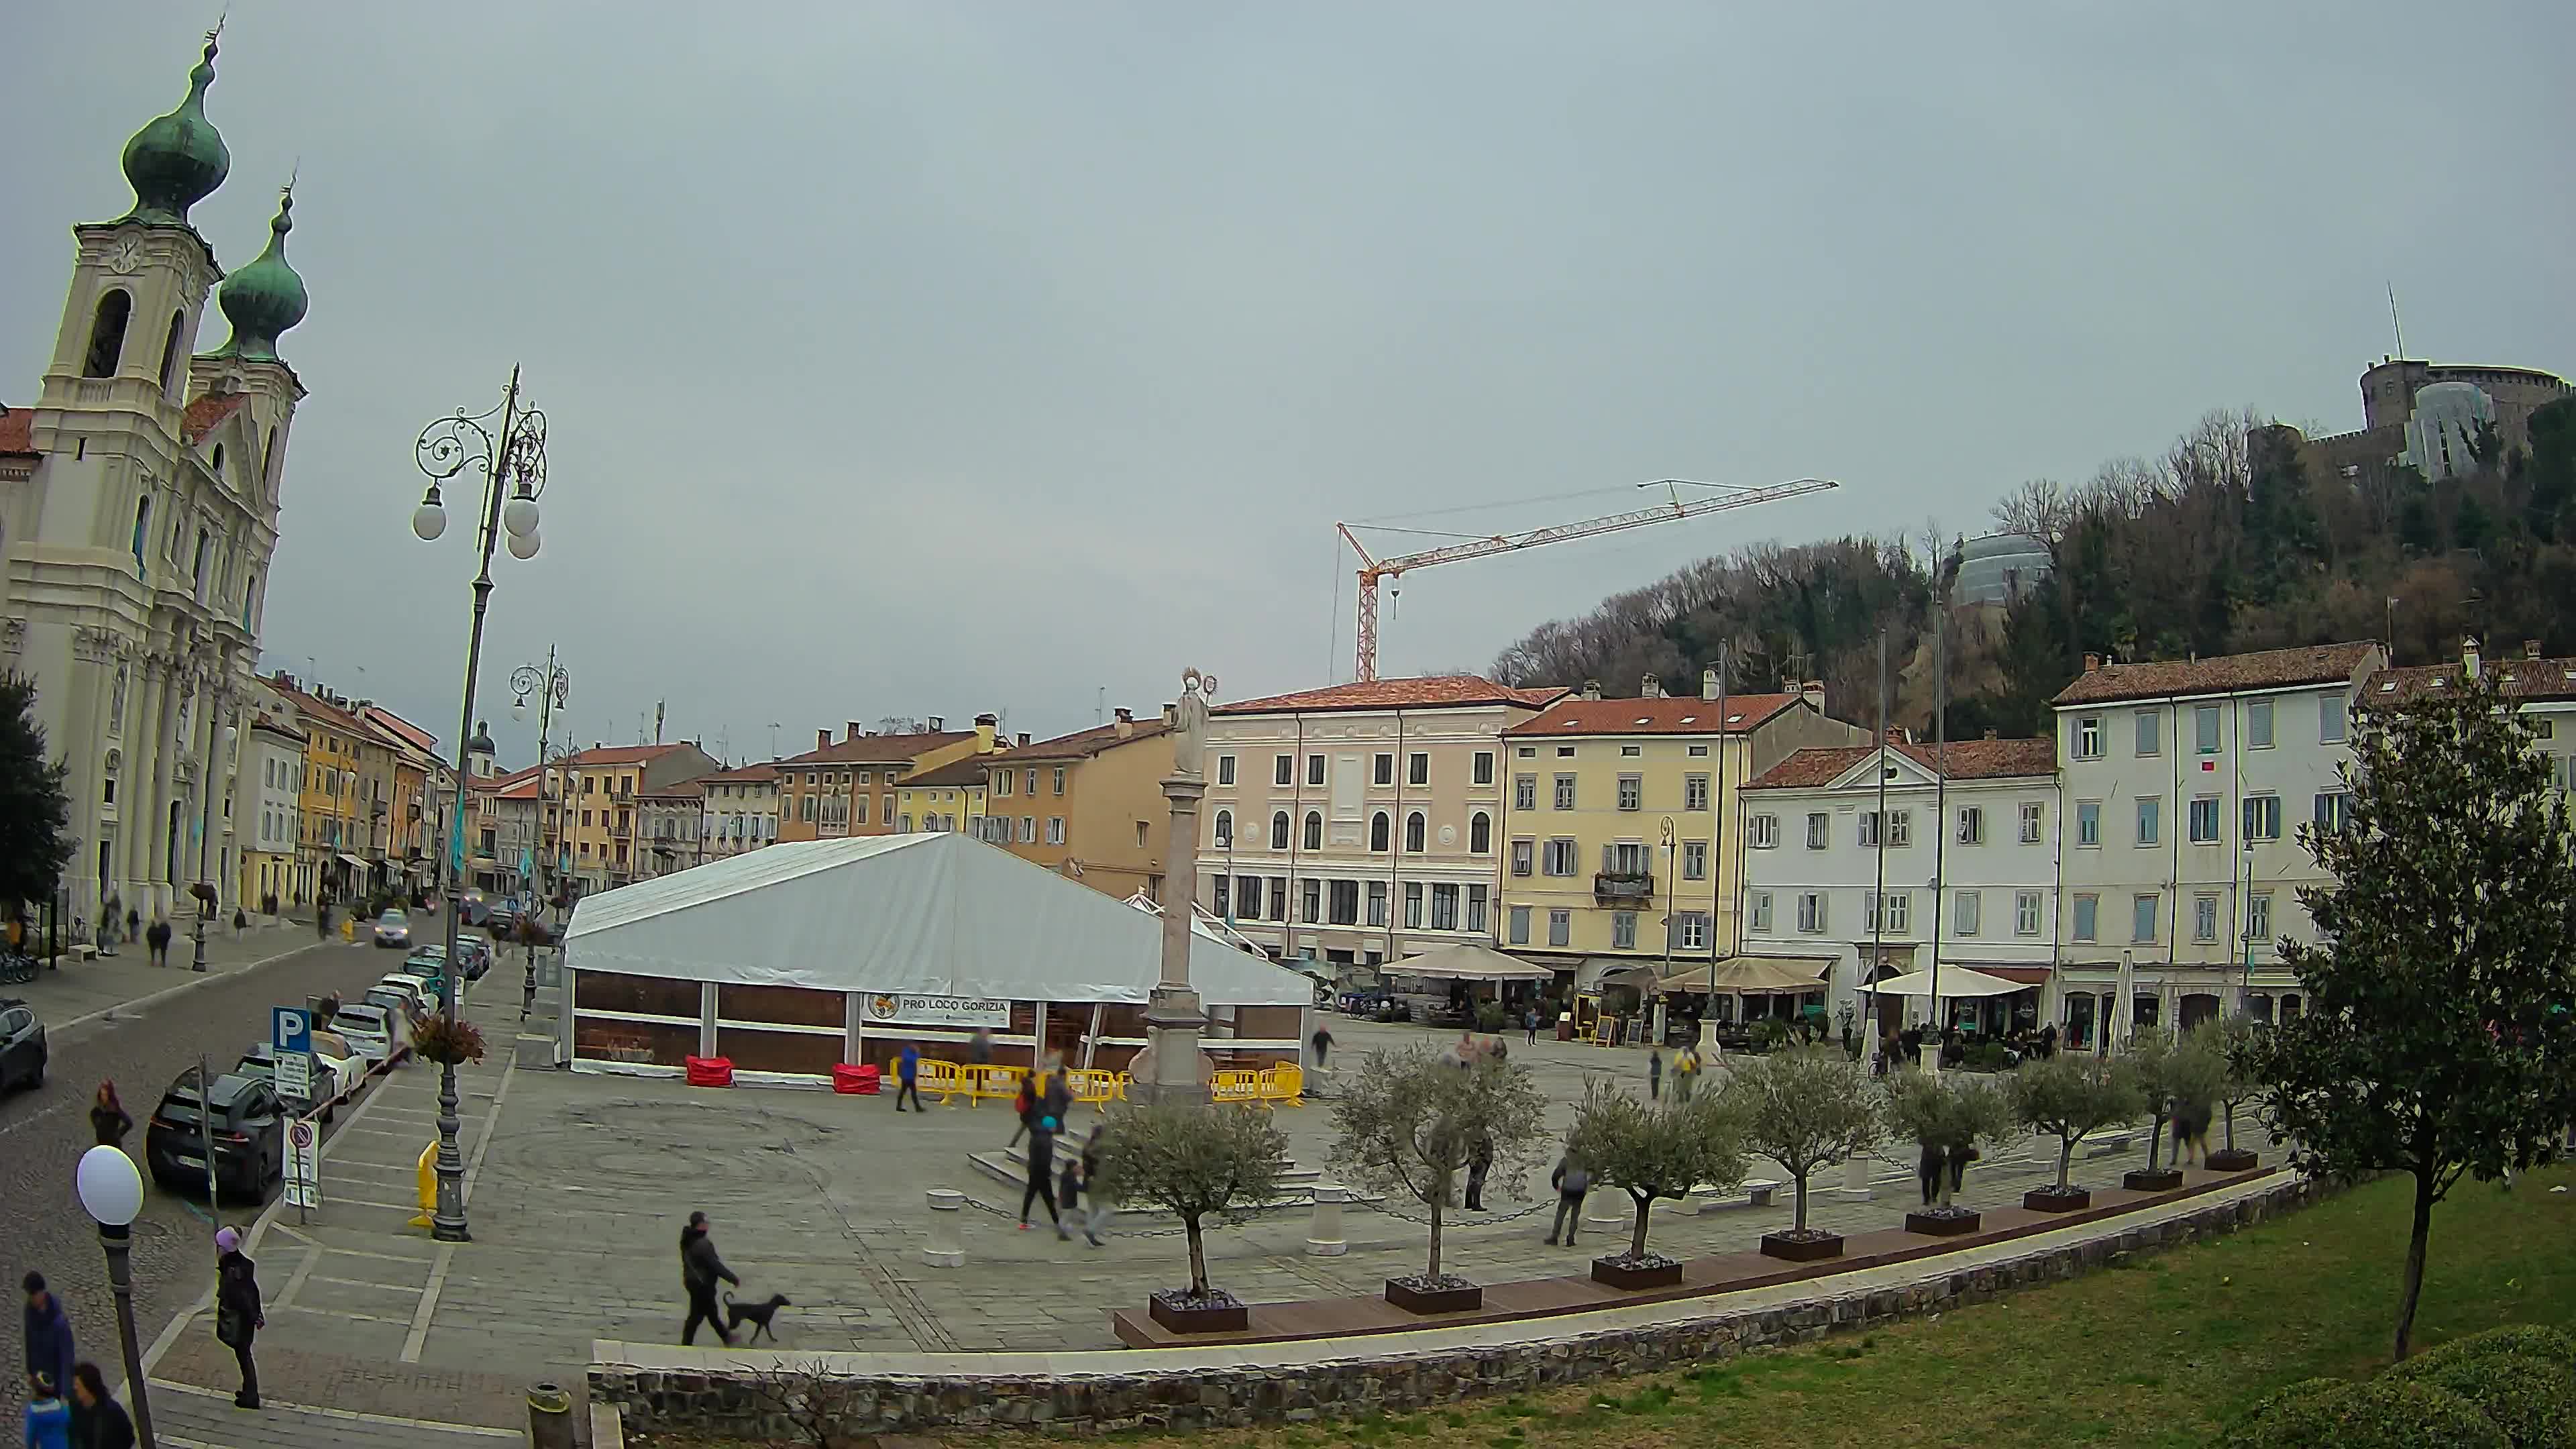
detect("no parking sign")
[284,1118,320,1210]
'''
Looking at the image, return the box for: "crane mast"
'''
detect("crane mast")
[1338,476,1839,682]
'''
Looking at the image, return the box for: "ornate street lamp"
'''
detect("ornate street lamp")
[75,1145,158,1448]
[409,368,549,1242]
[510,652,569,1020]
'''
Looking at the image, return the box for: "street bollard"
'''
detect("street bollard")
[924,1188,965,1267]
[1583,1187,1625,1232]
[525,1381,574,1449]
[1832,1148,1876,1201]
[1305,1184,1348,1256]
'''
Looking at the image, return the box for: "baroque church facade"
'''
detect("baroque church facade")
[0,31,311,926]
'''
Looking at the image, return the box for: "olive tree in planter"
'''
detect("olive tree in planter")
[2006,1053,2144,1212]
[1723,1047,1882,1262]
[2121,1029,2189,1191]
[1883,1067,2016,1236]
[1562,1082,1747,1289]
[2159,1025,2230,1174]
[1094,1102,1290,1334]
[2202,1017,2265,1171]
[1330,1045,1548,1313]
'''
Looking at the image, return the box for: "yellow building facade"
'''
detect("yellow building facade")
[892,757,987,834]
[985,710,1175,900]
[275,682,368,904]
[773,715,1000,843]
[1498,676,1862,983]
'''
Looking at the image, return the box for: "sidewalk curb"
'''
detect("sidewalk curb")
[57,934,348,1037]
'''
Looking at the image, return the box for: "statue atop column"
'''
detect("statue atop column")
[1171,667,1217,778]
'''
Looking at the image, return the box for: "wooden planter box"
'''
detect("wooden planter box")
[1384,1277,1483,1315]
[2023,1185,2092,1213]
[2205,1148,2259,1172]
[1905,1208,1981,1236]
[1146,1289,1248,1335]
[2123,1167,2186,1192]
[1758,1230,1844,1263]
[1591,1254,1685,1290]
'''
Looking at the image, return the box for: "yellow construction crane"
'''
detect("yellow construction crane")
[1336,477,1839,683]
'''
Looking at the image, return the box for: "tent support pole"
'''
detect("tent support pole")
[1034,1001,1049,1071]
[1082,1003,1102,1071]
[845,991,863,1069]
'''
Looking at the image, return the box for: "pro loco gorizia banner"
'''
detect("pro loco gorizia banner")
[863,994,1010,1028]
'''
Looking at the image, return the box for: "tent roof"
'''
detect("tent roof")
[1385,941,1556,981]
[563,833,1312,1007]
[1658,955,1831,995]
[1861,966,2025,998]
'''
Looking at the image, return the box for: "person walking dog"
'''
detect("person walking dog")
[678,1211,740,1347]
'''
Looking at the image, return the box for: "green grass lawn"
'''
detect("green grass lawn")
[643,1164,2576,1449]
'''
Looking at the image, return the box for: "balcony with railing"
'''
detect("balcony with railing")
[1594,871,1654,903]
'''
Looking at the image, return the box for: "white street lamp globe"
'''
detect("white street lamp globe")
[506,527,541,561]
[502,493,540,539]
[76,1144,144,1227]
[412,500,448,541]
[513,697,527,721]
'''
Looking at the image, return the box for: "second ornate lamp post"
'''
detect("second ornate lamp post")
[511,651,568,1020]
[409,366,549,1242]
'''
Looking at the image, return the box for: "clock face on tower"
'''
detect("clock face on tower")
[105,237,145,276]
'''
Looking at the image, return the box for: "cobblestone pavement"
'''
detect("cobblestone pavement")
[157,996,2222,1446]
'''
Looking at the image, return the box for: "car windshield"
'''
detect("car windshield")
[337,1006,388,1032]
[379,910,406,925]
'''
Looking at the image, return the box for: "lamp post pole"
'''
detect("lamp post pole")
[409,368,550,1242]
[76,1145,156,1448]
[512,654,568,1021]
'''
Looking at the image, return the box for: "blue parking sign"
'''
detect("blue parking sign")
[273,1006,311,1055]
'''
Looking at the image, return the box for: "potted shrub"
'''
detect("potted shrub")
[1330,1045,1548,1313]
[1723,1047,1883,1261]
[1563,1083,1746,1289]
[412,1014,486,1067]
[1094,1102,1289,1334]
[1884,1067,2015,1236]
[2119,1030,2193,1191]
[2202,1018,2264,1172]
[2006,1053,2143,1212]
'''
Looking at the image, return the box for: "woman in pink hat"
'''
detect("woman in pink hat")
[211,1228,263,1409]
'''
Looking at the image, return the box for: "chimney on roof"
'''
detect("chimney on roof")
[1801,680,1825,711]
[847,720,863,741]
[2083,652,2102,674]
[1016,732,1031,747]
[2463,635,2481,681]
[1701,667,1719,702]
[817,728,830,751]
[2526,639,2544,660]
[1984,729,1998,740]
[1581,679,1602,701]
[927,716,945,732]
[1162,702,1178,728]
[1640,673,1663,698]
[973,712,998,751]
[1114,707,1134,739]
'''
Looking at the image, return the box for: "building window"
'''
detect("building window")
[2133,894,2159,944]
[1620,744,1641,757]
[1511,839,1534,876]
[1302,879,1322,922]
[1271,877,1289,921]
[1401,881,1422,928]
[1052,767,1066,794]
[1239,875,1263,918]
[1370,812,1390,852]
[1472,751,1494,786]
[1557,745,1574,757]
[1805,812,1829,849]
[2195,704,2220,755]
[1307,754,1326,787]
[1955,890,1981,936]
[2247,700,2275,749]
[1611,910,1636,950]
[1469,811,1491,853]
[2076,800,2100,847]
[2073,893,2099,942]
[1271,811,1291,849]
[2247,890,2273,941]
[2135,796,2161,846]
[2313,791,2349,833]
[1683,773,1709,811]
[2015,890,2043,936]
[2242,794,2282,842]
[1303,810,1323,851]
[2194,893,2219,943]
[129,496,151,574]
[1681,840,1707,880]
[1955,805,1983,845]
[2189,796,2221,844]
[1431,883,1458,930]
[1214,809,1233,847]
[1020,816,1037,843]
[1402,811,1425,852]
[1617,775,1642,811]
[2320,696,2347,744]
[83,288,131,377]
[2019,800,2044,843]
[1749,892,1773,932]
[1216,754,1234,786]
[1517,746,1536,759]
[2135,710,2161,757]
[2074,715,2103,760]
[1796,892,1827,933]
[1553,774,1576,810]
[1859,811,1880,847]
[1542,838,1578,876]
[1867,890,1910,934]
[1509,905,1531,945]
[1366,879,1388,926]
[1212,875,1231,918]
[1514,775,1537,810]
[1046,817,1065,845]
[996,771,1012,797]
[1329,879,1359,925]
[1408,752,1429,786]
[1466,884,1487,934]
[1547,909,1571,947]
[1888,810,1911,846]
[1748,814,1778,849]
[1374,753,1395,786]
[1274,754,1293,786]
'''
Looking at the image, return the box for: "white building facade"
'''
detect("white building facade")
[2050,642,2383,1046]
[1199,676,1562,973]
[698,764,781,862]
[1739,737,2061,1035]
[239,712,303,909]
[1,35,310,924]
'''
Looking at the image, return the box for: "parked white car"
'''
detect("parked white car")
[330,1003,397,1065]
[374,975,437,1019]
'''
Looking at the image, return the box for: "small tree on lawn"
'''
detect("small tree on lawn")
[2125,1028,2184,1169]
[2161,1025,2229,1168]
[1093,1102,1288,1304]
[1562,1081,1748,1263]
[0,674,74,912]
[1330,1046,1548,1284]
[1721,1046,1882,1235]
[2203,1017,2264,1157]
[2006,1053,2145,1193]
[1883,1067,2015,1210]
[2253,670,2576,1361]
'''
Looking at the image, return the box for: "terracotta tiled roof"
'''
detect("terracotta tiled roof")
[1746,737,2057,791]
[181,392,250,444]
[2052,643,2380,706]
[989,718,1173,761]
[639,778,707,799]
[699,762,781,784]
[562,743,690,767]
[492,774,541,802]
[358,706,440,761]
[774,731,974,766]
[0,405,34,458]
[901,757,991,788]
[272,681,366,736]
[1503,694,1803,737]
[1216,676,1566,716]
[2366,654,2576,705]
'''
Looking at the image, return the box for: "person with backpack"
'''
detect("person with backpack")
[1544,1155,1591,1246]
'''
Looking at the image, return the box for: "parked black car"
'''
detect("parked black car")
[0,998,44,1092]
[145,1072,284,1202]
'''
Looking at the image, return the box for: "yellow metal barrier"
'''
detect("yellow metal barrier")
[1210,1067,1267,1106]
[965,1064,1026,1105]
[1260,1062,1305,1107]
[919,1059,966,1105]
[1065,1068,1122,1105]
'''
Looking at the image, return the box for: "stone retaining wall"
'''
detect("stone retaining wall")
[594,1177,2321,1439]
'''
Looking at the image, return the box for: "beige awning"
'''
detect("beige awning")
[1387,943,1557,982]
[1862,966,2025,999]
[1658,955,1831,995]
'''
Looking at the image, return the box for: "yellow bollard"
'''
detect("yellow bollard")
[342,916,357,943]
[410,1141,436,1228]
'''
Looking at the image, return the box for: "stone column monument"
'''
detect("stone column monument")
[1140,668,1217,1106]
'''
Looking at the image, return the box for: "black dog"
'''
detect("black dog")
[722,1291,790,1343]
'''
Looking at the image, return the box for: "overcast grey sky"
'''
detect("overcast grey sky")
[7,3,2571,765]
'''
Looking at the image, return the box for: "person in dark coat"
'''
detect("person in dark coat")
[89,1082,132,1149]
[70,1362,136,1449]
[123,908,140,949]
[1020,1120,1067,1238]
[23,1273,75,1413]
[678,1212,739,1346]
[1917,1141,1946,1206]
[145,917,172,968]
[1944,1142,1980,1199]
[1464,1133,1495,1212]
[212,1228,262,1408]
[1544,1156,1589,1246]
